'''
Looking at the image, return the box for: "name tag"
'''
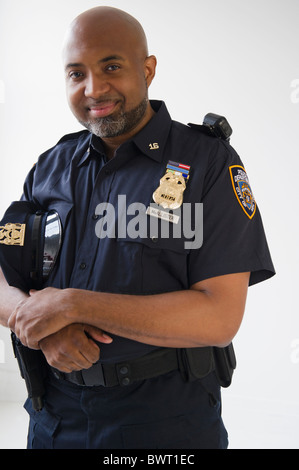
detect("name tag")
[146,206,180,224]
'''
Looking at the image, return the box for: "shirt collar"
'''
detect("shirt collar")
[77,100,172,166]
[131,100,172,162]
[76,134,106,168]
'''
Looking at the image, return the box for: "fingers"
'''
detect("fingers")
[41,340,98,373]
[8,296,44,348]
[8,287,73,348]
[39,324,113,373]
[83,325,113,344]
[8,298,42,348]
[48,353,96,373]
[7,297,25,332]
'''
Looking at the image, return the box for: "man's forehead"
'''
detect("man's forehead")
[63,38,131,68]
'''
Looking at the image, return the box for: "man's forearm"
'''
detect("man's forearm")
[71,288,216,347]
[8,272,249,349]
[67,272,249,349]
[70,287,242,349]
[0,269,28,327]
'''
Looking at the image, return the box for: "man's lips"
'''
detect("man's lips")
[88,102,118,118]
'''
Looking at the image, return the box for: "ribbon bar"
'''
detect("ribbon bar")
[166,161,191,180]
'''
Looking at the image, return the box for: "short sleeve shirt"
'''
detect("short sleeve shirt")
[21,100,275,362]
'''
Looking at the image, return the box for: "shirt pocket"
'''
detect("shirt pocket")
[115,234,191,294]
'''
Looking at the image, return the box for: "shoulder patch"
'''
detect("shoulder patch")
[229,165,256,219]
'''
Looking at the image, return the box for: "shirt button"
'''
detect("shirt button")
[121,377,130,386]
[52,370,60,379]
[92,214,99,220]
[79,262,87,270]
[151,236,158,243]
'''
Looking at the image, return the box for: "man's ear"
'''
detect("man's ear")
[144,55,157,87]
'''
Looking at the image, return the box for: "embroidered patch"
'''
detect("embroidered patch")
[229,165,256,219]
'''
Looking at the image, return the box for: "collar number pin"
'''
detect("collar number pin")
[149,143,159,150]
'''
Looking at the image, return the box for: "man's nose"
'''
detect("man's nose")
[84,73,110,99]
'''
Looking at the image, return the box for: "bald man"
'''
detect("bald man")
[1,7,274,449]
[62,7,157,158]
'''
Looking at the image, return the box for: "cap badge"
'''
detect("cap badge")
[0,223,26,246]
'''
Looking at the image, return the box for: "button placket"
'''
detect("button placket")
[70,165,115,289]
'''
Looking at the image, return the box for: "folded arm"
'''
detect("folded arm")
[0,268,112,372]
[8,271,250,350]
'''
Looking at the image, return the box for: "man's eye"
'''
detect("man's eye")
[69,71,84,80]
[106,64,120,72]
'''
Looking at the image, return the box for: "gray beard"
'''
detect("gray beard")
[80,97,148,138]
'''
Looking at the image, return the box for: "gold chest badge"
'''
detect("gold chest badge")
[153,161,190,209]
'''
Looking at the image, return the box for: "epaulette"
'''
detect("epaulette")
[188,113,232,142]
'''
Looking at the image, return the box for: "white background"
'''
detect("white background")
[0,0,298,449]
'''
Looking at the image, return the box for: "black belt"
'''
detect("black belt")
[51,348,183,388]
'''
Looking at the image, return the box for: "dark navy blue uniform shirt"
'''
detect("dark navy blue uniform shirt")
[21,100,275,362]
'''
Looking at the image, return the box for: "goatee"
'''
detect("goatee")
[80,97,148,138]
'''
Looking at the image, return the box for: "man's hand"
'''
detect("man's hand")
[8,287,79,348]
[39,323,113,373]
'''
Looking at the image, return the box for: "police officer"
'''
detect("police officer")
[0,7,275,449]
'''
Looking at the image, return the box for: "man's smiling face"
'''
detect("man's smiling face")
[63,7,156,142]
